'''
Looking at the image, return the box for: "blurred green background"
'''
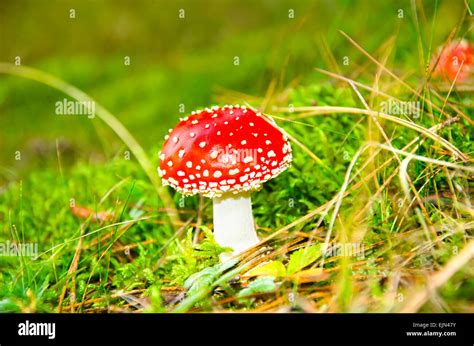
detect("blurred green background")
[0,0,467,183]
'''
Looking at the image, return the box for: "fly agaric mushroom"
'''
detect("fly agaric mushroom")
[158,105,292,259]
[433,39,473,83]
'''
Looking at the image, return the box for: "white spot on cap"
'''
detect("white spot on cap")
[243,156,253,163]
[190,132,196,137]
[186,161,193,168]
[167,161,173,167]
[178,149,185,158]
[192,120,199,124]
[266,140,272,145]
[241,140,247,145]
[173,136,178,143]
[205,124,210,129]
[214,170,222,178]
[249,122,254,126]
[199,142,206,148]
[229,168,239,175]
[203,170,209,177]
[177,171,185,176]
[169,177,179,185]
[268,150,276,158]
[210,151,218,159]
[159,153,165,161]
[239,175,249,183]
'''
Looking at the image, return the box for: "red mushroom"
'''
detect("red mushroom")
[433,39,473,83]
[158,105,292,259]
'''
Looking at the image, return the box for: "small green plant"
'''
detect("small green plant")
[246,243,322,278]
[168,227,231,286]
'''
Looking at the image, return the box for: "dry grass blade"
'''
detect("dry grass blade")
[322,144,367,267]
[57,225,86,313]
[375,142,474,172]
[338,30,474,126]
[399,240,474,312]
[277,105,469,161]
[314,68,397,101]
[0,63,179,227]
[35,216,155,259]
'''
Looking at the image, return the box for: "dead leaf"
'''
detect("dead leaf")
[70,205,114,223]
[289,268,328,284]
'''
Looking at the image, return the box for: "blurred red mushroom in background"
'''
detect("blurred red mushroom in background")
[432,39,473,83]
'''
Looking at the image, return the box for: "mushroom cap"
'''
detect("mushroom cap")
[433,39,473,82]
[158,105,292,197]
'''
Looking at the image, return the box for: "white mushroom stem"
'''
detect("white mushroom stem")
[213,192,259,261]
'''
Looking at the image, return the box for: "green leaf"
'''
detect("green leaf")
[238,277,276,300]
[246,260,287,278]
[184,259,238,296]
[287,243,322,275]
